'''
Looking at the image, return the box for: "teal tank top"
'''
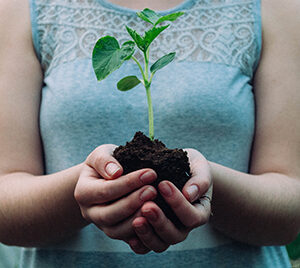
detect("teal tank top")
[22,0,291,267]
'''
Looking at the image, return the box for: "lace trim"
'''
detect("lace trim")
[33,0,260,77]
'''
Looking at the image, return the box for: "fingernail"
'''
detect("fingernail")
[187,185,199,202]
[159,182,172,197]
[140,187,156,201]
[140,170,157,184]
[105,162,120,176]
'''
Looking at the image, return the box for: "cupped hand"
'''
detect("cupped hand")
[129,148,213,254]
[74,144,158,243]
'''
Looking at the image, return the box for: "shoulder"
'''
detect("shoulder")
[0,0,32,47]
[0,0,30,23]
[256,0,300,80]
[261,0,300,44]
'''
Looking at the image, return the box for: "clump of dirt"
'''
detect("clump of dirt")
[113,131,191,227]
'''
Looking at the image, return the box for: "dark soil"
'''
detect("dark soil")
[113,131,191,228]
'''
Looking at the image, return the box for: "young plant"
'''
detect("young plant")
[92,8,184,141]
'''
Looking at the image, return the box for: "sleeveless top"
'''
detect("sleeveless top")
[22,0,291,267]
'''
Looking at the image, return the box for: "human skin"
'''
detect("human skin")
[0,0,299,254]
[75,146,212,253]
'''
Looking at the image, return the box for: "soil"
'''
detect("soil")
[113,131,191,228]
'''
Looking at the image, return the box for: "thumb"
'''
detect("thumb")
[86,144,123,180]
[182,148,212,203]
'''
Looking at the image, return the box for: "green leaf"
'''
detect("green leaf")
[136,8,160,25]
[121,41,136,60]
[117,76,141,91]
[92,36,135,81]
[126,25,169,52]
[144,25,169,51]
[154,12,185,26]
[126,26,145,51]
[150,52,176,73]
[136,9,184,26]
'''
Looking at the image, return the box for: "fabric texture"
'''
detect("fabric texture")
[0,243,21,268]
[22,0,291,267]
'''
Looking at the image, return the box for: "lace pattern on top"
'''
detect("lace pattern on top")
[32,0,260,77]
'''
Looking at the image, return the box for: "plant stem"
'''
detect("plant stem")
[131,51,154,140]
[144,49,149,80]
[132,56,146,81]
[145,83,154,140]
[143,48,154,140]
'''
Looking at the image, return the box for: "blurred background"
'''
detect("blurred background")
[287,234,300,268]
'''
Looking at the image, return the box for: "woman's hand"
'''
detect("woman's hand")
[74,144,158,243]
[129,148,213,254]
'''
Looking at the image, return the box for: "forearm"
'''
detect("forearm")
[209,161,300,246]
[0,164,87,247]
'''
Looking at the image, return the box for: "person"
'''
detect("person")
[0,0,299,267]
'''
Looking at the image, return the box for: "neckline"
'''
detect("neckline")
[97,0,195,15]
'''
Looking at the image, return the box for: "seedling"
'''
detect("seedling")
[92,8,184,141]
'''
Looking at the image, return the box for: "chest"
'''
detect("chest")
[36,0,260,78]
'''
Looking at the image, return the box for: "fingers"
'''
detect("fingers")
[130,149,213,253]
[74,143,161,247]
[86,144,123,180]
[100,209,142,241]
[131,180,210,254]
[132,216,169,253]
[131,200,189,254]
[159,181,211,228]
[128,237,151,255]
[97,209,152,254]
[75,165,157,206]
[84,185,157,226]
[182,148,212,203]
[138,201,188,242]
[76,145,212,255]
